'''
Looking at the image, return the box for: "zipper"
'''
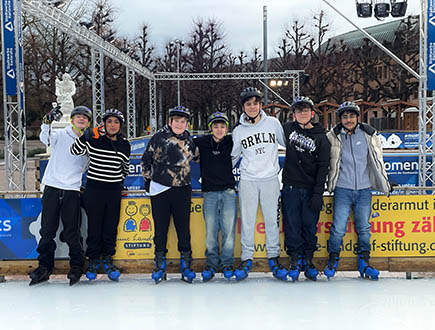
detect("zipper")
[349,134,357,190]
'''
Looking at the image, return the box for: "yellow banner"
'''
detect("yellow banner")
[114,195,435,259]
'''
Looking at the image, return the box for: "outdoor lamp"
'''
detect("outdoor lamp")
[356,0,373,18]
[374,1,390,18]
[390,0,407,17]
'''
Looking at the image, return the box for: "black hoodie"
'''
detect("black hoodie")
[194,135,235,192]
[282,121,331,194]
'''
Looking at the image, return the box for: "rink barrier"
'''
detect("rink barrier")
[1,189,435,276]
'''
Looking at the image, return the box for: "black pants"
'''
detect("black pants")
[83,185,122,259]
[151,185,192,254]
[282,185,320,255]
[37,186,84,270]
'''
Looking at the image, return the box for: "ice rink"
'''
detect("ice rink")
[0,272,434,330]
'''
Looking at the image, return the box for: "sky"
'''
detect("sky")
[106,0,421,56]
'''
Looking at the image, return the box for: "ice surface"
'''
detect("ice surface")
[1,272,435,330]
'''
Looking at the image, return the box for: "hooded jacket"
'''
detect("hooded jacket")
[282,121,331,195]
[231,110,286,181]
[327,122,391,194]
[141,125,198,187]
[194,134,235,192]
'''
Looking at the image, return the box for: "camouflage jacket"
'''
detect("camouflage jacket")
[141,125,198,187]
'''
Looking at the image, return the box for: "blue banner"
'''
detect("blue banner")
[428,0,435,90]
[378,132,432,149]
[16,0,24,109]
[1,0,17,96]
[0,198,41,259]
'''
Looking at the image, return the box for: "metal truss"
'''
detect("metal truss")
[150,71,303,132]
[21,0,154,80]
[153,71,302,81]
[126,68,136,138]
[418,0,434,189]
[149,79,157,134]
[1,0,27,190]
[91,47,104,125]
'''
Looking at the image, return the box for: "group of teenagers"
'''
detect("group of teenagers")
[29,85,391,286]
[142,86,391,284]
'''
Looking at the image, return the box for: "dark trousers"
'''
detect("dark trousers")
[151,185,192,254]
[83,185,122,259]
[37,186,84,270]
[282,185,320,254]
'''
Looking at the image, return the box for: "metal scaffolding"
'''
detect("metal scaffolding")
[150,70,302,133]
[126,68,136,139]
[91,47,105,125]
[418,0,434,189]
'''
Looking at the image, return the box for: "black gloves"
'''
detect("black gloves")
[309,193,324,213]
[43,105,63,124]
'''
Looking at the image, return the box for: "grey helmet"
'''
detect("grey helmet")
[337,101,360,117]
[70,106,92,121]
[240,87,262,104]
[103,108,125,125]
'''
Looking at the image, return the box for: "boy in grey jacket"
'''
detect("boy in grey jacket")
[231,87,287,281]
[325,101,391,280]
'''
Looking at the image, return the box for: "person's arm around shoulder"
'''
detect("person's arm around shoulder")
[276,119,286,148]
[230,127,241,167]
[70,132,89,156]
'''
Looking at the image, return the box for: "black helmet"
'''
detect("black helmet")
[337,101,360,117]
[207,112,229,129]
[240,87,262,104]
[71,106,92,121]
[291,96,314,111]
[103,108,124,125]
[168,105,191,119]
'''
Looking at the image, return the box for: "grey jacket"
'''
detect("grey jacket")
[327,123,391,194]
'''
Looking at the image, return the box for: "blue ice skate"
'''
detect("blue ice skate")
[152,252,167,284]
[302,253,319,281]
[358,253,379,280]
[180,251,196,283]
[268,257,288,281]
[222,266,234,279]
[234,259,252,281]
[324,253,340,280]
[85,259,99,281]
[287,253,301,282]
[102,255,120,282]
[201,266,217,282]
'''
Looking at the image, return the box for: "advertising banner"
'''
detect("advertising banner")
[114,195,435,259]
[1,0,17,96]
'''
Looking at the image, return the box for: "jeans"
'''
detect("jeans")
[203,189,237,269]
[328,187,372,255]
[281,185,320,254]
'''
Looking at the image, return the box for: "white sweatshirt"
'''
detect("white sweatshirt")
[231,110,285,181]
[40,124,88,191]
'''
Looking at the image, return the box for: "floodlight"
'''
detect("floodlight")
[390,0,407,17]
[374,1,390,18]
[356,0,373,18]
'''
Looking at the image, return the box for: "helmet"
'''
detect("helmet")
[291,96,314,111]
[103,108,124,125]
[71,106,92,121]
[168,105,191,119]
[240,87,262,104]
[207,112,229,129]
[337,101,360,117]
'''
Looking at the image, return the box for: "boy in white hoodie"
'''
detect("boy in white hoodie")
[231,87,287,281]
[29,106,91,286]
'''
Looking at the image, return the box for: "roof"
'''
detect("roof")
[320,16,416,52]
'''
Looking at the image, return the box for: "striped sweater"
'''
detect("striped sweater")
[71,134,131,188]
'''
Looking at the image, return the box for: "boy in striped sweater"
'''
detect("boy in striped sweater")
[71,109,131,282]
